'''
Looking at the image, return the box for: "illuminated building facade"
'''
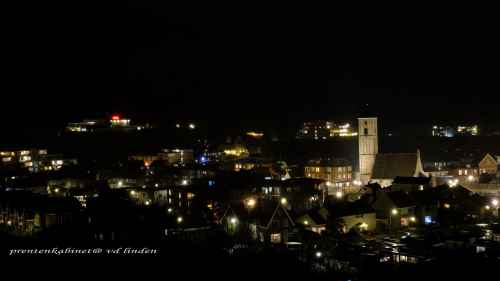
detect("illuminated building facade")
[160,149,194,166]
[432,125,455,137]
[66,115,149,133]
[358,117,378,184]
[432,125,479,137]
[297,121,357,140]
[304,158,353,194]
[456,125,479,136]
[1,149,75,173]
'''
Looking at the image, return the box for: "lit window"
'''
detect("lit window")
[270,233,281,243]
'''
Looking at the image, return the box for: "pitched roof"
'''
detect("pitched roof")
[393,176,431,185]
[327,201,375,218]
[372,152,423,179]
[386,191,416,208]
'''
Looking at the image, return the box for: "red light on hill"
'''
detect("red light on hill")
[112,115,120,120]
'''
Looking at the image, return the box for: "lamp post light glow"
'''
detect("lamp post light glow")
[485,205,491,210]
[230,217,238,225]
[448,178,459,187]
[315,251,322,258]
[130,190,136,196]
[167,208,173,213]
[492,199,499,207]
[280,197,287,205]
[145,200,151,206]
[335,191,343,199]
[467,175,475,182]
[410,216,416,223]
[360,222,368,230]
[304,220,309,225]
[246,198,256,208]
[177,216,183,223]
[391,209,398,215]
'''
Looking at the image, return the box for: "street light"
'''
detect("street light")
[492,199,499,216]
[280,197,287,205]
[230,217,238,225]
[246,198,256,208]
[492,199,499,207]
[177,216,183,223]
[315,251,322,258]
[389,209,398,231]
[335,191,343,199]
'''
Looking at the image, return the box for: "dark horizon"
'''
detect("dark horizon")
[3,3,500,134]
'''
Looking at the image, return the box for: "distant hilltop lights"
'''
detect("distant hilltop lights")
[432,124,479,137]
[66,115,151,133]
[297,121,358,140]
[175,122,196,130]
[246,131,264,139]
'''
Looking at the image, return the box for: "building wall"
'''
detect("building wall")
[358,118,378,184]
[341,213,376,232]
[304,165,352,185]
[479,154,498,175]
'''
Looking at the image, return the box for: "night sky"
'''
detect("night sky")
[3,3,499,135]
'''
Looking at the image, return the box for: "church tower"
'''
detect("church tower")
[358,117,378,184]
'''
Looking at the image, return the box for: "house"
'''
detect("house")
[0,191,80,236]
[371,190,417,230]
[370,150,427,187]
[479,153,498,175]
[296,208,328,234]
[246,199,296,244]
[325,201,376,233]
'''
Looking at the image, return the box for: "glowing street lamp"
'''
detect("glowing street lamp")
[177,216,183,223]
[492,199,499,216]
[410,216,416,223]
[246,198,256,208]
[492,199,499,207]
[280,197,287,205]
[335,191,343,199]
[389,208,398,231]
[315,251,322,258]
[167,208,173,213]
[230,217,238,225]
[467,175,475,182]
